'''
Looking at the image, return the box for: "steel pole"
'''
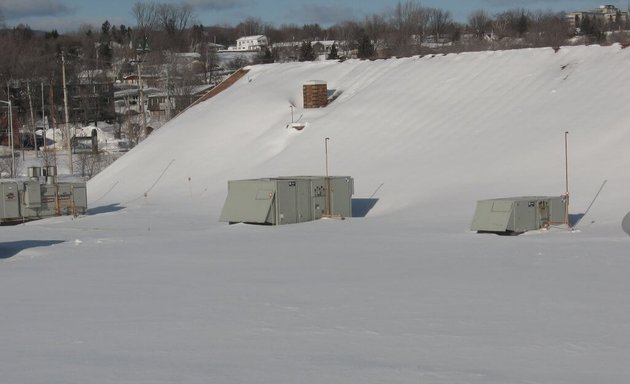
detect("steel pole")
[42,82,47,152]
[564,131,570,227]
[62,52,73,174]
[1,99,15,177]
[325,137,330,216]
[8,100,15,177]
[325,137,329,178]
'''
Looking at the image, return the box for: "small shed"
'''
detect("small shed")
[219,176,353,225]
[470,196,566,234]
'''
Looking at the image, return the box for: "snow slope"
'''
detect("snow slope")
[2,45,630,383]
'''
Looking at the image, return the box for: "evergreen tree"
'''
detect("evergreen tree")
[98,20,113,68]
[357,35,374,59]
[299,40,315,61]
[101,20,111,37]
[45,30,60,39]
[328,43,339,60]
[516,13,528,37]
[580,15,593,35]
[260,47,274,64]
[580,15,605,42]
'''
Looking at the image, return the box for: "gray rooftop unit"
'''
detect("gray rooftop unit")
[1,167,87,224]
[219,176,353,225]
[470,196,566,234]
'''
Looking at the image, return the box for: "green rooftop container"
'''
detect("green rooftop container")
[471,196,567,234]
[219,176,353,225]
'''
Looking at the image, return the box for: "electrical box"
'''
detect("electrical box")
[220,176,354,225]
[1,182,20,220]
[0,167,87,224]
[471,196,567,234]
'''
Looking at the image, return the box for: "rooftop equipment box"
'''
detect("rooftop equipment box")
[220,176,353,225]
[1,166,87,224]
[470,196,566,234]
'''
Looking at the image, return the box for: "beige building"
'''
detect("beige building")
[566,4,630,28]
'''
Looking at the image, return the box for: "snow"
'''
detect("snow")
[2,45,630,383]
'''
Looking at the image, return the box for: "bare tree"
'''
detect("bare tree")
[494,9,530,39]
[74,152,109,179]
[156,2,194,50]
[0,154,22,177]
[302,23,325,40]
[468,9,492,38]
[156,3,193,34]
[236,17,265,37]
[388,0,429,56]
[40,148,58,169]
[364,14,389,57]
[329,21,362,58]
[131,2,158,36]
[132,1,196,51]
[527,11,570,48]
[162,51,203,118]
[427,8,452,41]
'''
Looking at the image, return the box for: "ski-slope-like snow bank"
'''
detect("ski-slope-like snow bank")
[88,44,630,229]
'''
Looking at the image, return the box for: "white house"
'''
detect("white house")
[229,35,269,51]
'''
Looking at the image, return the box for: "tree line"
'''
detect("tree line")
[1,0,626,83]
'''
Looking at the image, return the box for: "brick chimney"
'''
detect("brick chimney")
[303,81,328,108]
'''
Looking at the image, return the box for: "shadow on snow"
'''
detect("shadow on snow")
[0,240,65,260]
[87,203,126,215]
[352,198,379,218]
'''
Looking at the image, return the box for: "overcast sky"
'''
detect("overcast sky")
[1,0,624,32]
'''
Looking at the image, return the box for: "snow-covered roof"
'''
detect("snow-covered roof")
[5,45,630,384]
[237,35,266,41]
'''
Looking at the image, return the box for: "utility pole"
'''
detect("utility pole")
[135,34,151,134]
[166,69,171,121]
[27,80,36,157]
[41,82,47,153]
[1,98,15,177]
[137,53,147,133]
[62,51,73,174]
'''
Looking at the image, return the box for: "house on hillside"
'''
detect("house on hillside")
[312,41,336,57]
[46,81,116,126]
[192,42,226,52]
[122,74,162,88]
[272,40,354,62]
[229,35,269,51]
[566,4,630,28]
[147,84,214,121]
